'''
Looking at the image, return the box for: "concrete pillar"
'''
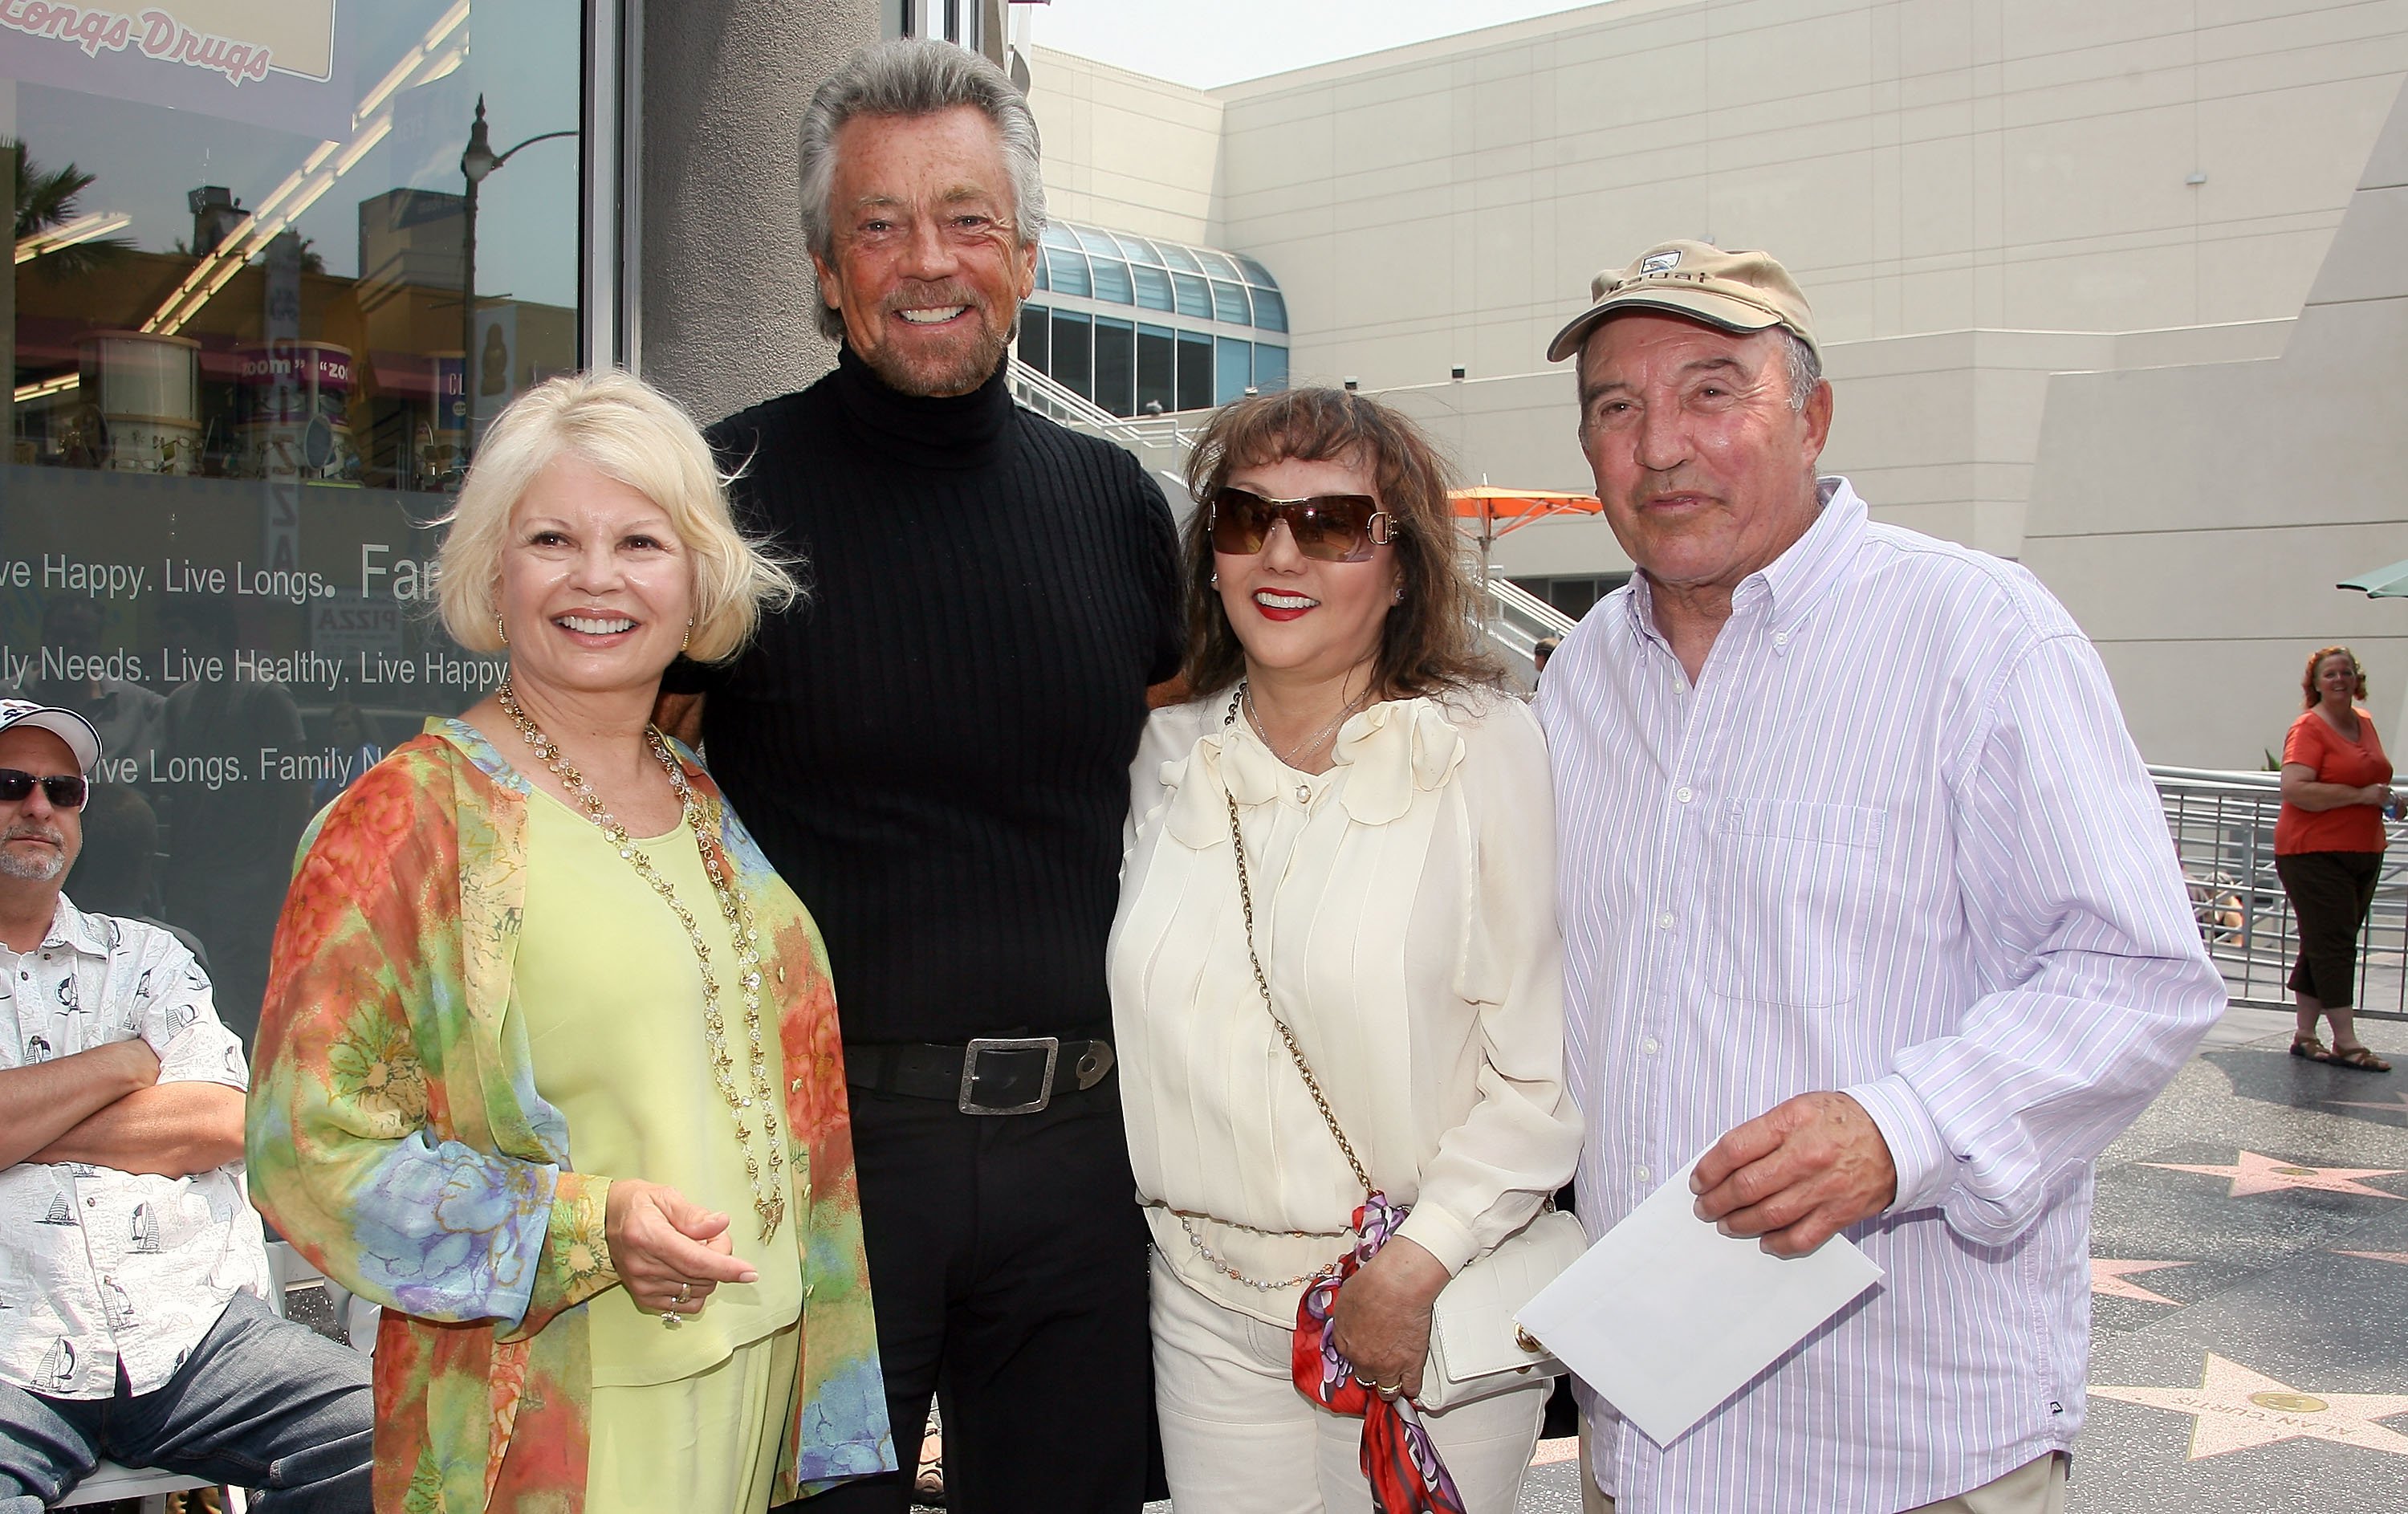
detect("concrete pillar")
[639,0,880,423]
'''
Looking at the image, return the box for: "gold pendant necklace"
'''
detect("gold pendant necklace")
[496,680,786,1243]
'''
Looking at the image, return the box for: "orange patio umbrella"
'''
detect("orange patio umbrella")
[1449,486,1604,579]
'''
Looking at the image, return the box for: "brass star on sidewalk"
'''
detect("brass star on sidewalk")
[2091,1353,2408,1459]
[2091,1259,2190,1304]
[2141,1150,2407,1200]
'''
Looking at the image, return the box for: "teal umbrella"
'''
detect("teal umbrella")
[2338,558,2408,597]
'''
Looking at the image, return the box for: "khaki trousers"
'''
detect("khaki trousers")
[1576,1421,2068,1514]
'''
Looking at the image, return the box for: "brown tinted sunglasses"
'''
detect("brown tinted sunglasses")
[1207,487,1399,563]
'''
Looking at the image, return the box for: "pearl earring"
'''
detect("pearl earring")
[1210,572,1220,588]
[1392,585,1405,604]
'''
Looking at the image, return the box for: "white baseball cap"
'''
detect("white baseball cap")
[0,700,103,775]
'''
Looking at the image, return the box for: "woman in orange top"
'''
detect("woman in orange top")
[2274,645,2396,1071]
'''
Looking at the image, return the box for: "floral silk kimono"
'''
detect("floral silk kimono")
[248,721,893,1511]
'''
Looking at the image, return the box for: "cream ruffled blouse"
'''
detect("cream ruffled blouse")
[1109,686,1583,1326]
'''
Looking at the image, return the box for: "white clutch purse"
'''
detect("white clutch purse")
[1417,1205,1586,1412]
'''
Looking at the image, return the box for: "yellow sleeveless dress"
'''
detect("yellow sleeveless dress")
[515,790,806,1513]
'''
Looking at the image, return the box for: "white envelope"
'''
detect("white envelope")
[1513,1154,1884,1447]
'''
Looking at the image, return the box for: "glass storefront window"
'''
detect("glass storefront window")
[1136,323,1174,414]
[1019,303,1050,369]
[1048,308,1091,399]
[1254,344,1288,392]
[1092,315,1133,417]
[1214,336,1251,405]
[5,2,591,1038]
[1176,330,1212,412]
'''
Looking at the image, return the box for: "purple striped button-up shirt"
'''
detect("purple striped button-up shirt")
[1536,478,2223,1513]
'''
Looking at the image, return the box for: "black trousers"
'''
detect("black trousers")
[795,1075,1153,1514]
[2277,849,2385,1007]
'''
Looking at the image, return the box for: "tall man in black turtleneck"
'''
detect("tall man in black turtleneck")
[659,39,1180,1514]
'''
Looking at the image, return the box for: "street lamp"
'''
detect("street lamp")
[459,96,575,466]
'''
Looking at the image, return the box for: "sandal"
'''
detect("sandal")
[2291,1036,2335,1061]
[2329,1045,2393,1072]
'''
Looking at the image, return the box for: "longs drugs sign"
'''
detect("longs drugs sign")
[2,2,347,134]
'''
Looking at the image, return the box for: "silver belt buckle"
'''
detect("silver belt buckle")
[958,1036,1060,1115]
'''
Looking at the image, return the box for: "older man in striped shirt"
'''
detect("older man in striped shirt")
[1534,242,2226,1514]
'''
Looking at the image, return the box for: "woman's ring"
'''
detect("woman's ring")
[673,1282,691,1304]
[1375,1380,1404,1399]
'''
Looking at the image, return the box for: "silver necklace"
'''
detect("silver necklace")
[495,680,786,1244]
[1240,678,1370,769]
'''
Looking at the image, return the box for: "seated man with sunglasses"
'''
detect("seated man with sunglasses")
[0,700,373,1512]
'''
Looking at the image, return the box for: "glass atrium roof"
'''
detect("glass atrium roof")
[1033,219,1287,334]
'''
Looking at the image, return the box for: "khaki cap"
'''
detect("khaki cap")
[1546,239,1817,364]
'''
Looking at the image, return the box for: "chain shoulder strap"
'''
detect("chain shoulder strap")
[1222,686,1376,1202]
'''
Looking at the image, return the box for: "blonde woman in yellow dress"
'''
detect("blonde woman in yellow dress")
[249,372,893,1512]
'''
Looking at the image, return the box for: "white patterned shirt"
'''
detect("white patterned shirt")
[1536,478,2224,1513]
[0,895,266,1398]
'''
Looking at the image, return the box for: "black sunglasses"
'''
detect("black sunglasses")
[0,769,89,809]
[1208,486,1398,564]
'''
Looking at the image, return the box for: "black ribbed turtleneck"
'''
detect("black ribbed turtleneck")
[669,348,1182,1048]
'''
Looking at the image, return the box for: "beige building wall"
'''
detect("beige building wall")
[1026,48,1224,246]
[1026,0,2408,566]
[2022,76,2408,770]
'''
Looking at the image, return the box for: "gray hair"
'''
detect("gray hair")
[1782,332,1823,413]
[798,39,1047,341]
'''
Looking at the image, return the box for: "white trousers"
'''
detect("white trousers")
[1151,1255,1548,1514]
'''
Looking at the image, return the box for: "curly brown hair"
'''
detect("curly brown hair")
[1178,389,1500,700]
[2302,644,2368,709]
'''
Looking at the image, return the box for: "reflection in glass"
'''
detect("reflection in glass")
[6,0,585,1036]
[1019,303,1051,370]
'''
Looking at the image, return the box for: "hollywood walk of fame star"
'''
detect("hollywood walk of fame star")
[2090,1353,2408,1460]
[2091,1259,2192,1304]
[2334,1250,2408,1266]
[2141,1150,2407,1200]
[2326,1089,2408,1119]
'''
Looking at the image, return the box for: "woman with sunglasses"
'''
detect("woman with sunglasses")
[1109,388,1580,1513]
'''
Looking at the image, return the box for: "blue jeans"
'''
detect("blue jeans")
[0,1290,371,1512]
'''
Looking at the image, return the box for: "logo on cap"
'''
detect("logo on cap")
[1640,250,1682,275]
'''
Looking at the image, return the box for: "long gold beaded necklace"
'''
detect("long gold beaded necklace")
[496,679,786,1243]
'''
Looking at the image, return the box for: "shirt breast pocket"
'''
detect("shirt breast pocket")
[1704,798,1886,1008]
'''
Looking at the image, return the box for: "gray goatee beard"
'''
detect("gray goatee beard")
[0,829,67,882]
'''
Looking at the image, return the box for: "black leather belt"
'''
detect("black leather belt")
[845,1036,1117,1115]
